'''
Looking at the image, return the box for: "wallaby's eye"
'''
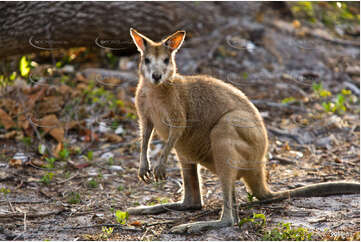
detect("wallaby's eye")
[144,58,150,64]
[164,58,169,64]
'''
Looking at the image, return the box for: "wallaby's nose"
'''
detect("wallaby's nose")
[152,73,162,82]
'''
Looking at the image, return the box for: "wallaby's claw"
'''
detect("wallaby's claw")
[138,166,152,184]
[153,163,166,182]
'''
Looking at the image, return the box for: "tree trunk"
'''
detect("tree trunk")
[0,1,220,58]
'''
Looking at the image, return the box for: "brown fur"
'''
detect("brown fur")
[127,28,360,233]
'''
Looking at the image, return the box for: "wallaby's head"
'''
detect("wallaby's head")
[130,28,185,85]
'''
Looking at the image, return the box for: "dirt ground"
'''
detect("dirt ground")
[0,2,360,241]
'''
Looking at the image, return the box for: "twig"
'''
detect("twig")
[62,224,143,232]
[271,156,296,165]
[251,99,306,113]
[147,220,176,226]
[267,126,305,144]
[56,172,78,184]
[23,212,27,232]
[0,200,49,204]
[140,227,151,240]
[0,208,66,219]
[6,195,15,213]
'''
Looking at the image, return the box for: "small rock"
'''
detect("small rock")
[100,152,114,161]
[61,65,75,73]
[99,122,110,133]
[346,66,360,75]
[115,125,125,135]
[109,165,123,171]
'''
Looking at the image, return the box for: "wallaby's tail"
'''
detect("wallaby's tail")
[271,181,360,200]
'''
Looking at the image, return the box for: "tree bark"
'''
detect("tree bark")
[0,1,219,58]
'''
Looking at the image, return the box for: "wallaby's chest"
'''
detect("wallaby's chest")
[139,91,177,140]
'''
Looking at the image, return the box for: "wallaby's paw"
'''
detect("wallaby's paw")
[170,220,232,234]
[153,163,166,181]
[138,166,152,184]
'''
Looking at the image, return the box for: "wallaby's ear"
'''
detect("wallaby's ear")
[130,28,148,53]
[164,30,186,51]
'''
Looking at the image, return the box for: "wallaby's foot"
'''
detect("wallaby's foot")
[170,219,234,234]
[127,202,202,215]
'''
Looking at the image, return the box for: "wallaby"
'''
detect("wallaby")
[127,28,360,233]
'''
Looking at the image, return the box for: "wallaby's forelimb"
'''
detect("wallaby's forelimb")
[153,127,184,181]
[138,118,154,183]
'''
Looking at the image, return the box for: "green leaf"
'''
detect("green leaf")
[9,72,17,81]
[319,89,331,98]
[312,82,322,92]
[341,89,351,95]
[59,148,70,160]
[322,102,331,112]
[19,56,30,77]
[281,97,296,104]
[242,72,248,79]
[115,210,129,224]
[336,94,344,104]
[253,213,266,225]
[87,151,93,160]
[38,144,47,155]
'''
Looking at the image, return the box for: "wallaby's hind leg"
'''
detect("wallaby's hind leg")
[242,166,273,200]
[232,184,239,223]
[170,173,237,233]
[170,115,242,233]
[127,163,202,215]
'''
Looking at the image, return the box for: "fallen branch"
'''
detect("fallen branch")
[269,19,360,47]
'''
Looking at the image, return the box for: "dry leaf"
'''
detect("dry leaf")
[53,142,63,158]
[27,87,46,108]
[64,120,82,130]
[57,84,73,96]
[0,108,16,130]
[130,221,142,227]
[9,159,23,167]
[29,159,45,167]
[282,142,291,152]
[17,114,33,137]
[0,130,17,139]
[292,20,301,28]
[82,129,98,142]
[104,133,123,143]
[37,96,64,115]
[39,114,64,143]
